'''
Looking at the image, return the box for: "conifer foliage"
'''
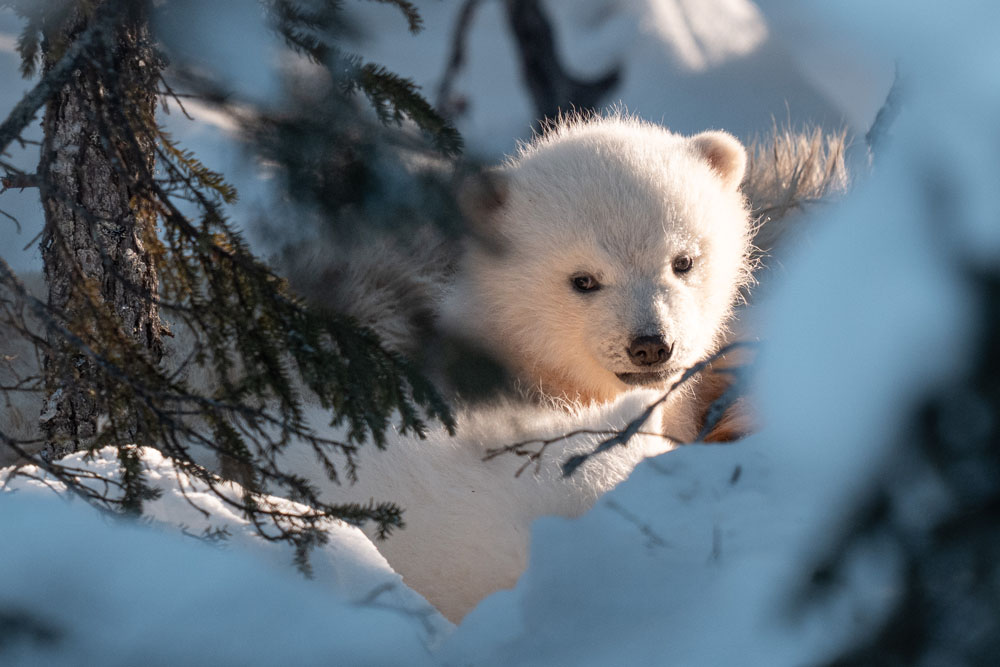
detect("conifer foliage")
[0,0,458,564]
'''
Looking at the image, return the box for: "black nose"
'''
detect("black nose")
[627,335,673,366]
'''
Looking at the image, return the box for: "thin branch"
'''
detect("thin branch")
[0,207,22,232]
[485,428,675,478]
[561,341,757,477]
[1,174,39,191]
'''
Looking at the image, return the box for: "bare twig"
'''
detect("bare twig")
[484,341,757,478]
[561,341,757,477]
[484,428,673,477]
[0,207,22,232]
[1,174,39,191]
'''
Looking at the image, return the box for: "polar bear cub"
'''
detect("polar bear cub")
[444,115,753,436]
[282,116,757,623]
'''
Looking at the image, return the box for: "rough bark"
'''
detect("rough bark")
[504,0,621,123]
[38,2,163,459]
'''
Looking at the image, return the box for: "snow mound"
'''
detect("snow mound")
[1,447,451,664]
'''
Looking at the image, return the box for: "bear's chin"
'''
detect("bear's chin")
[615,370,675,386]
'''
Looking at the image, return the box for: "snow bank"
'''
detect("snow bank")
[1,448,450,664]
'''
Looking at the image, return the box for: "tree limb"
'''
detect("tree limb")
[1,174,39,191]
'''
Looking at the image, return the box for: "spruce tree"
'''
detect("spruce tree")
[0,0,458,563]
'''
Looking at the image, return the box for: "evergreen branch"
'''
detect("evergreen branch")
[262,1,461,153]
[1,0,463,567]
[342,57,463,155]
[0,0,112,156]
[265,0,347,63]
[0,0,57,78]
[1,252,402,536]
[15,15,41,78]
[156,127,238,204]
[363,0,423,33]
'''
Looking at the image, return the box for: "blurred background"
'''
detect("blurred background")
[0,0,893,273]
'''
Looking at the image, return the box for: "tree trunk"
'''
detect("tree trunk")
[38,2,163,459]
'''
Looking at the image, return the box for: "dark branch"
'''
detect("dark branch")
[1,173,39,190]
[561,341,757,477]
[504,0,621,123]
[866,63,903,155]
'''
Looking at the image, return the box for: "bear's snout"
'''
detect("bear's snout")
[626,335,673,367]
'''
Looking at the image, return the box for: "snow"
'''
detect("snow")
[628,0,770,71]
[0,492,443,665]
[1,447,451,663]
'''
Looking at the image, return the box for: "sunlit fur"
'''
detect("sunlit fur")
[444,114,753,419]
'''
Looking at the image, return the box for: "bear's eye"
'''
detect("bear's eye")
[571,274,601,293]
[672,255,694,274]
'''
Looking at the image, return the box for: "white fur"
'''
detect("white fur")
[281,389,678,623]
[444,115,752,416]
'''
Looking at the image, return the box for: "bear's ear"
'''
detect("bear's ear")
[689,131,747,190]
[457,168,508,222]
[457,169,509,248]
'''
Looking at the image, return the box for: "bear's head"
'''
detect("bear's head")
[448,116,753,404]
